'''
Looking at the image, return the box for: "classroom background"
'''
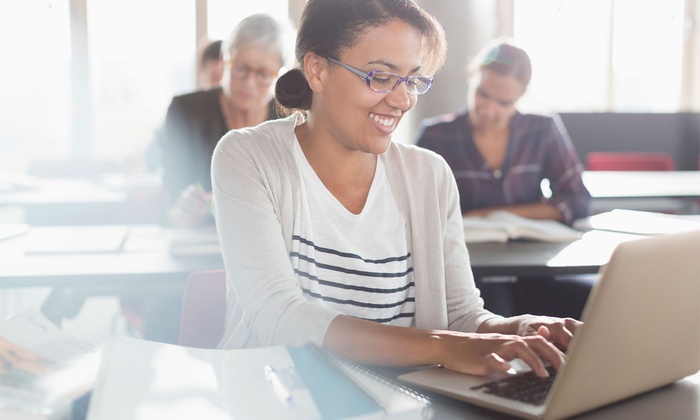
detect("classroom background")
[1,0,699,342]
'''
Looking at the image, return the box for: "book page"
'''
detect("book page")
[464,211,582,243]
[463,217,510,243]
[487,211,582,242]
[0,307,100,418]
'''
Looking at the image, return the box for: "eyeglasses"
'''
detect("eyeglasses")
[325,57,433,95]
[227,61,280,85]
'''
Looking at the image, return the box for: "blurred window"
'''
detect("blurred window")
[513,0,686,112]
[0,0,291,170]
[4,0,688,168]
[87,0,195,162]
[207,0,288,41]
[0,0,71,166]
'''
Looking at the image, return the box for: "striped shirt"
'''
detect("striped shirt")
[416,111,591,224]
[291,139,415,326]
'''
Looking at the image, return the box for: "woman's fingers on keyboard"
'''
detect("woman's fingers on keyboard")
[492,336,563,378]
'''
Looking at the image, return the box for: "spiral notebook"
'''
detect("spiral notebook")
[87,337,432,420]
[297,342,433,420]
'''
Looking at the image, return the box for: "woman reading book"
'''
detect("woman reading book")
[416,38,591,225]
[212,0,581,378]
[416,38,594,319]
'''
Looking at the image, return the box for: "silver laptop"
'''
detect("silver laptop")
[399,230,700,419]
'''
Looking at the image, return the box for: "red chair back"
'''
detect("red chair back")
[179,270,226,348]
[586,152,675,171]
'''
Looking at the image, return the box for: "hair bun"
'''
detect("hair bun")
[275,68,313,112]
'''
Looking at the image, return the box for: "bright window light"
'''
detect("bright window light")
[207,0,289,41]
[0,0,71,167]
[514,0,685,113]
[87,0,195,162]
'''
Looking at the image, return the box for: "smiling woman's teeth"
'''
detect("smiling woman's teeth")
[369,113,395,127]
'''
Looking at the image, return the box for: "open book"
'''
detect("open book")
[87,337,432,420]
[463,210,582,243]
[0,307,100,420]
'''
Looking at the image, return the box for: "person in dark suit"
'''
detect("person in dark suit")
[161,13,294,227]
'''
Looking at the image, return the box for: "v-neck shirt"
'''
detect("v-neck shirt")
[290,138,415,326]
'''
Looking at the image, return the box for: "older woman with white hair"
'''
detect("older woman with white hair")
[161,13,294,227]
[124,14,294,345]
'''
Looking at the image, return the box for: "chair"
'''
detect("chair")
[585,152,675,171]
[179,269,227,348]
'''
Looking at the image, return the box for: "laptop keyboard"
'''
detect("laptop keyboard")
[470,365,557,406]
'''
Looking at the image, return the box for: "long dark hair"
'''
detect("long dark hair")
[275,0,446,114]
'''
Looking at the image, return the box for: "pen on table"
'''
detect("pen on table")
[264,364,292,405]
[117,226,130,253]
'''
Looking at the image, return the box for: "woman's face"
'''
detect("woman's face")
[221,45,282,112]
[467,69,526,131]
[312,19,424,155]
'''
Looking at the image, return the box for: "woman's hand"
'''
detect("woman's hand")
[516,316,582,351]
[324,316,576,380]
[471,315,583,376]
[169,183,213,227]
[438,331,566,378]
[464,208,493,217]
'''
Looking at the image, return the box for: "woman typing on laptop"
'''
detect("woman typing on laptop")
[211,0,581,379]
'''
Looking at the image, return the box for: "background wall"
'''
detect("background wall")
[690,1,700,110]
[0,0,697,168]
[410,0,700,145]
[410,1,499,142]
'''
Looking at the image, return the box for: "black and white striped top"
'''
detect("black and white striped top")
[292,140,415,326]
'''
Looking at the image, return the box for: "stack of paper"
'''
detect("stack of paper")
[87,338,432,420]
[580,209,700,235]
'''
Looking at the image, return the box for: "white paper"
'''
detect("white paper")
[0,307,100,419]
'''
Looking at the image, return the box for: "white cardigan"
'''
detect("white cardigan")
[211,114,499,349]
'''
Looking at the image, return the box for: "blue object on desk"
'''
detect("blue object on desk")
[288,345,380,419]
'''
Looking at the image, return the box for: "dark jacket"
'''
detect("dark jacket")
[160,87,278,202]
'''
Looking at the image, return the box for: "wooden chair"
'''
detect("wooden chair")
[585,152,675,171]
[179,269,226,348]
